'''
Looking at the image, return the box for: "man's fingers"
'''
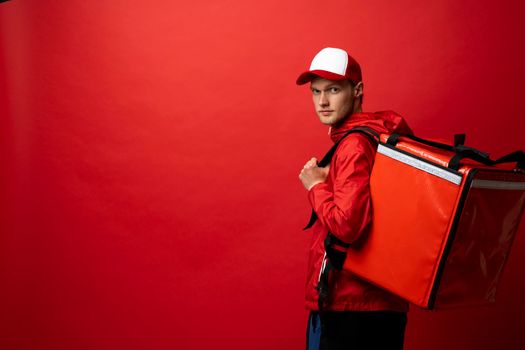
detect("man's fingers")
[303,157,319,169]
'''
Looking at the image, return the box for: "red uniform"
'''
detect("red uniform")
[305,111,412,312]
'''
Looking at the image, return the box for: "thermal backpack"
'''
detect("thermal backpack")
[306,127,525,310]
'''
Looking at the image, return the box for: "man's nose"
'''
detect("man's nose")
[318,92,329,106]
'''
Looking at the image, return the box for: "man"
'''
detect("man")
[297,47,413,350]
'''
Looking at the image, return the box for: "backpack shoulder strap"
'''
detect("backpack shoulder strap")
[304,126,379,230]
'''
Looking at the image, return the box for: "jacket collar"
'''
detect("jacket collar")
[328,111,413,143]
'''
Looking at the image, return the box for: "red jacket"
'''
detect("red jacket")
[305,111,412,311]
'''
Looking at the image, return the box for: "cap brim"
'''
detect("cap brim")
[296,70,348,85]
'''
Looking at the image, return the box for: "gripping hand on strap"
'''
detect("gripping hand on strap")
[299,157,330,191]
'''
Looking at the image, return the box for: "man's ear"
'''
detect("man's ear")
[354,82,364,99]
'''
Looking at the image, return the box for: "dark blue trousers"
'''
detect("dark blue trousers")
[307,311,407,350]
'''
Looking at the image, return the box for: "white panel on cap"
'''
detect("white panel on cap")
[309,48,348,75]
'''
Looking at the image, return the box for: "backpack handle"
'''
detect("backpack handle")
[385,133,523,170]
[449,149,525,171]
[386,133,464,153]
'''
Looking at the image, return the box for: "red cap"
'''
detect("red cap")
[296,47,362,85]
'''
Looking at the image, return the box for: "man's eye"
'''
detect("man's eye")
[312,89,320,95]
[330,87,340,93]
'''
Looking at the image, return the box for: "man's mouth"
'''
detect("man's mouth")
[319,110,333,116]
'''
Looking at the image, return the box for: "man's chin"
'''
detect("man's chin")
[319,118,334,126]
[318,115,335,126]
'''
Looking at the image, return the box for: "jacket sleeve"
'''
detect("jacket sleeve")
[307,134,376,244]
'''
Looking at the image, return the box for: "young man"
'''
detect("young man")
[297,47,413,350]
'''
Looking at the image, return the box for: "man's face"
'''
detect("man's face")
[310,78,356,127]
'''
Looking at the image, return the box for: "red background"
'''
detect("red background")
[1,1,525,349]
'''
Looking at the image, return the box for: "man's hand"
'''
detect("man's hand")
[299,157,330,190]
